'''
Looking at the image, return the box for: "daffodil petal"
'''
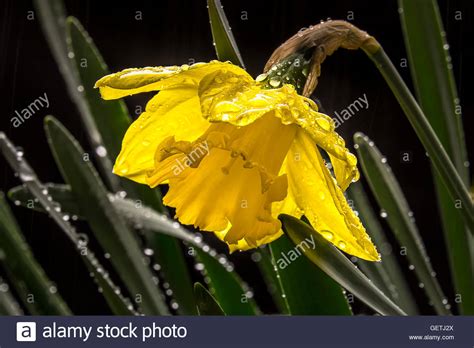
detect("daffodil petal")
[95,61,251,100]
[198,74,358,190]
[113,87,209,184]
[286,129,379,261]
[292,105,359,191]
[199,71,298,126]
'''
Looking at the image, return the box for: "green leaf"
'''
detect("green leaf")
[269,235,352,315]
[363,47,474,234]
[207,0,245,67]
[255,248,289,314]
[280,214,406,316]
[348,182,418,315]
[354,132,450,315]
[0,192,70,315]
[0,279,23,315]
[399,0,473,315]
[44,116,169,315]
[66,16,131,161]
[195,250,259,315]
[0,132,136,315]
[66,16,196,314]
[33,0,119,191]
[9,184,81,216]
[194,283,226,315]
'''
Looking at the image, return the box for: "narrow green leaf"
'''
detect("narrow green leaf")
[9,184,80,217]
[207,0,245,67]
[0,132,137,315]
[66,16,196,314]
[0,279,23,315]
[66,16,131,161]
[44,116,169,315]
[255,248,289,314]
[354,132,450,315]
[0,192,71,315]
[348,182,418,315]
[194,283,226,315]
[269,235,352,315]
[280,214,406,316]
[33,0,119,191]
[363,47,474,233]
[195,250,259,315]
[399,0,473,315]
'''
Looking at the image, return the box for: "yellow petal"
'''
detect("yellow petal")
[95,61,250,100]
[150,114,296,251]
[290,102,359,191]
[286,129,379,261]
[113,87,209,184]
[198,75,358,190]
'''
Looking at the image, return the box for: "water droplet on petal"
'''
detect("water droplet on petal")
[321,230,334,241]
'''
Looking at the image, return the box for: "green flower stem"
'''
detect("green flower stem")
[362,46,474,234]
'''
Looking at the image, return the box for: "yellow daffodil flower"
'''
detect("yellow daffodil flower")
[95,60,379,261]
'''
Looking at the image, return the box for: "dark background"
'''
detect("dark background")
[0,0,472,314]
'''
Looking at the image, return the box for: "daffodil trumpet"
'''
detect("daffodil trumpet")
[95,60,379,261]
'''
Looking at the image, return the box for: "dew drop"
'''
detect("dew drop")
[251,252,262,262]
[321,230,334,241]
[144,248,154,256]
[380,209,388,218]
[95,146,107,157]
[408,264,415,271]
[338,241,347,249]
[269,77,281,87]
[77,85,84,92]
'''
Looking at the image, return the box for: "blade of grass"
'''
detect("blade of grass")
[280,214,406,316]
[33,0,119,191]
[0,192,71,315]
[399,0,473,315]
[207,0,245,67]
[348,182,418,315]
[0,132,138,315]
[194,282,226,315]
[66,16,196,314]
[354,132,450,315]
[0,279,23,315]
[44,116,169,315]
[269,235,352,315]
